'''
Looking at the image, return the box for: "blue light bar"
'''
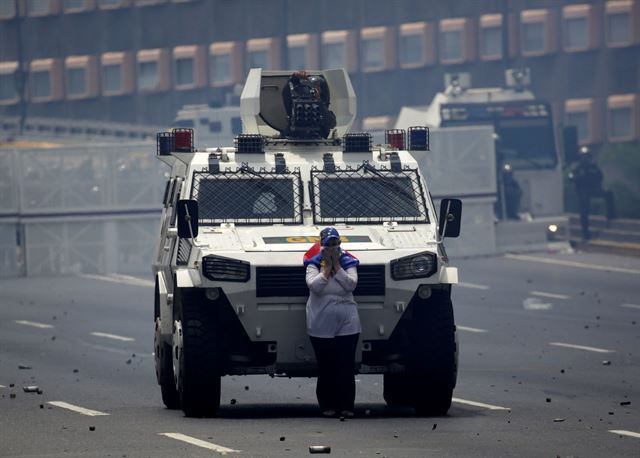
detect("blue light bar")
[408,126,430,151]
[157,132,174,156]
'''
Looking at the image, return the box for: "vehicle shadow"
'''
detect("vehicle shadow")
[214,402,485,419]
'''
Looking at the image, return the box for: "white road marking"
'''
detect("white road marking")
[621,303,640,310]
[505,253,640,275]
[458,282,490,290]
[90,332,135,342]
[0,385,5,388]
[457,326,488,333]
[530,291,570,300]
[452,398,510,411]
[523,298,553,310]
[47,401,109,416]
[78,273,153,288]
[15,320,53,329]
[609,430,640,439]
[159,433,240,454]
[549,342,615,353]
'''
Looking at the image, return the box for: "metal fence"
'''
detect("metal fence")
[0,142,166,277]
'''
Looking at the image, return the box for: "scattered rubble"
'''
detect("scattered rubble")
[309,445,331,454]
[553,418,565,423]
[23,385,39,393]
[18,364,32,370]
[602,360,611,366]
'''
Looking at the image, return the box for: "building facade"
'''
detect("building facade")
[0,0,639,147]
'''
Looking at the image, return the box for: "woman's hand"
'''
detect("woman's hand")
[322,248,333,278]
[331,248,342,272]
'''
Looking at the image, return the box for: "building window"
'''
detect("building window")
[0,1,17,18]
[608,94,637,141]
[209,42,240,86]
[0,62,19,104]
[138,61,157,90]
[360,27,392,72]
[231,116,242,135]
[399,22,434,68]
[439,19,474,64]
[362,37,383,70]
[441,30,463,62]
[65,55,97,99]
[101,52,133,95]
[66,67,86,96]
[565,98,599,144]
[175,57,194,86]
[28,0,56,15]
[288,46,305,70]
[479,14,503,60]
[103,64,123,93]
[321,30,356,72]
[245,38,280,73]
[247,50,267,70]
[610,107,632,138]
[522,22,545,54]
[136,49,169,92]
[605,0,637,47]
[520,9,557,56]
[173,45,205,90]
[323,42,345,69]
[564,17,588,49]
[286,34,318,71]
[30,59,62,101]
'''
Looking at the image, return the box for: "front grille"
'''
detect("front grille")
[255,264,385,298]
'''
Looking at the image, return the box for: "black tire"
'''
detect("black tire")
[154,280,180,410]
[173,287,222,418]
[407,288,457,416]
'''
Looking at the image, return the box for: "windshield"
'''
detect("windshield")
[441,101,558,170]
[191,170,303,225]
[311,166,429,224]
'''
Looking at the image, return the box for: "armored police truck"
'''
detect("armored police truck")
[153,68,462,417]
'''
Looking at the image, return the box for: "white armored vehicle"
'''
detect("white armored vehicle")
[153,68,462,417]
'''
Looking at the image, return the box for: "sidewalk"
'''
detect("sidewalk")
[566,213,640,257]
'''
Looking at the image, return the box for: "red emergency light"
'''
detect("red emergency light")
[173,128,194,152]
[385,129,406,150]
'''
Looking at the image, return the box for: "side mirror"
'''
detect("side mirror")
[439,198,462,238]
[176,199,199,239]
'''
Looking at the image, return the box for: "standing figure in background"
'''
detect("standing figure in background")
[304,227,360,418]
[568,147,616,240]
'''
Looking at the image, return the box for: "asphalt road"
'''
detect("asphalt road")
[1,251,639,457]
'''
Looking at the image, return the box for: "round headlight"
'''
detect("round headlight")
[410,255,433,275]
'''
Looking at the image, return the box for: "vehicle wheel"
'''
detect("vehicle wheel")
[173,287,222,417]
[154,318,180,409]
[383,373,413,407]
[408,288,457,416]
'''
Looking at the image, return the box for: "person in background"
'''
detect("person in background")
[304,227,360,417]
[568,147,616,240]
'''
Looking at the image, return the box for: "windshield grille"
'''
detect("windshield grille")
[310,164,429,224]
[191,168,303,225]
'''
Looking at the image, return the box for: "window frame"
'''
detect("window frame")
[286,33,319,71]
[29,58,63,102]
[65,55,98,99]
[209,42,241,87]
[439,18,475,65]
[479,14,503,61]
[100,52,134,96]
[562,4,595,52]
[520,9,558,57]
[172,45,206,91]
[398,22,434,68]
[360,26,394,72]
[607,94,638,142]
[0,61,19,105]
[321,30,357,72]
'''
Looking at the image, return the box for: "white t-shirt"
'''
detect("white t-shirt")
[305,265,362,338]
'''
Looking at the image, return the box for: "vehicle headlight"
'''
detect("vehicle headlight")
[390,252,437,280]
[202,255,250,282]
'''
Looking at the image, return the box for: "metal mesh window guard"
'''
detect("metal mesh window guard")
[191,168,303,225]
[310,164,429,224]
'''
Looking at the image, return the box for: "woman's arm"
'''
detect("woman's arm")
[306,264,329,294]
[333,266,358,293]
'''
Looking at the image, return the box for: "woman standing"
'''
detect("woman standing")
[304,227,360,417]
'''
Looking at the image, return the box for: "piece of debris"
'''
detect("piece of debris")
[280,436,286,441]
[73,369,79,373]
[432,423,437,430]
[9,384,14,388]
[245,386,249,391]
[620,401,631,406]
[560,369,565,374]
[608,412,614,415]
[23,386,39,393]
[230,398,237,405]
[125,359,132,365]
[40,404,44,409]
[546,398,551,403]
[393,434,398,438]
[309,445,331,454]
[37,389,43,395]
[18,364,32,370]
[10,393,16,399]
[339,416,345,422]
[131,354,136,358]
[89,426,96,431]
[602,360,611,366]
[553,418,565,423]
